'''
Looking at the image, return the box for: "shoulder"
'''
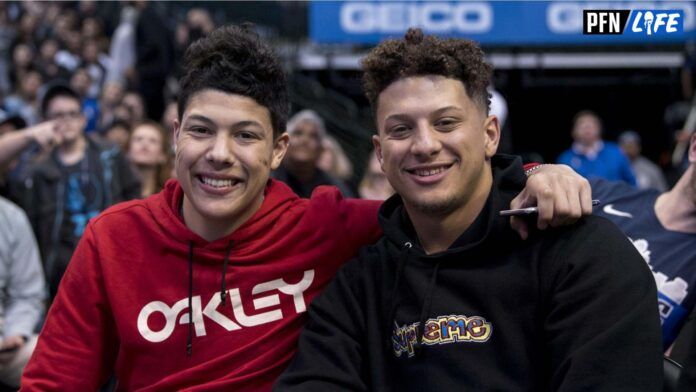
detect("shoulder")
[541,215,647,273]
[89,198,150,231]
[0,196,28,223]
[307,185,380,215]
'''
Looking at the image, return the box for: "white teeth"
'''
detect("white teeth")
[414,167,446,177]
[201,177,234,188]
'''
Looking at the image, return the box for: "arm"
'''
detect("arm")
[274,259,368,391]
[541,219,663,391]
[510,164,593,239]
[4,204,46,339]
[21,224,118,391]
[0,121,60,167]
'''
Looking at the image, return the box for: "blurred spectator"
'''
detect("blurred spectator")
[558,110,637,185]
[619,130,668,192]
[127,121,172,198]
[14,84,140,298]
[70,68,99,133]
[98,80,125,129]
[55,30,81,72]
[9,43,34,89]
[4,68,42,126]
[134,1,174,121]
[81,40,107,99]
[273,110,354,198]
[106,5,137,85]
[358,152,393,200]
[160,99,177,132]
[35,38,69,82]
[317,135,353,181]
[103,120,131,152]
[0,196,46,388]
[122,91,146,126]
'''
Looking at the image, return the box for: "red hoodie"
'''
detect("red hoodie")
[21,179,382,391]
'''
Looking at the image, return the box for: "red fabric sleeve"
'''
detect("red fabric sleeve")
[21,224,119,391]
[523,162,540,172]
[339,198,383,249]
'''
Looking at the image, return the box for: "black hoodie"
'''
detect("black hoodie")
[276,155,663,391]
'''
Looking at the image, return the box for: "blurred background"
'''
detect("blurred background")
[0,0,694,191]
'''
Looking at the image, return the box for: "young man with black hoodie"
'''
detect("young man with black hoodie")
[276,29,663,391]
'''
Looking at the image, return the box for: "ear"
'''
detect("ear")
[483,115,500,159]
[689,133,696,163]
[372,134,385,171]
[270,132,290,170]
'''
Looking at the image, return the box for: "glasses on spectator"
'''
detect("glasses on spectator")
[46,111,82,120]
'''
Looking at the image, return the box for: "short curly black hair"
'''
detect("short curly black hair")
[362,28,492,115]
[178,24,288,138]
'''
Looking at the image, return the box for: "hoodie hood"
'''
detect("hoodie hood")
[378,154,526,259]
[147,178,299,255]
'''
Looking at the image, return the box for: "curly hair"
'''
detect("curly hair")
[362,28,492,115]
[177,24,289,138]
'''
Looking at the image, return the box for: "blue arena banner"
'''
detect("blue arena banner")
[309,1,695,45]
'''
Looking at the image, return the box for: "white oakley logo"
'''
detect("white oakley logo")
[602,204,633,218]
[137,269,314,343]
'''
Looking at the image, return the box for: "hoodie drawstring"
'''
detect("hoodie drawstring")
[220,241,234,302]
[385,242,412,351]
[187,240,235,358]
[415,262,441,356]
[187,241,194,357]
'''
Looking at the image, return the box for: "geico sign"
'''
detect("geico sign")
[137,270,314,343]
[340,2,492,34]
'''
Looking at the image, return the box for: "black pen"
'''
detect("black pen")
[499,200,600,217]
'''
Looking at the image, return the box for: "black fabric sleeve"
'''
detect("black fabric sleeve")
[540,216,663,391]
[274,259,368,391]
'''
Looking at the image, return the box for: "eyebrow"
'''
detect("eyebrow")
[384,106,463,123]
[183,115,265,131]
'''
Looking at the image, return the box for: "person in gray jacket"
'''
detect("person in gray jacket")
[0,196,46,387]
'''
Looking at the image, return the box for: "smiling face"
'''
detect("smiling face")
[373,76,499,216]
[174,89,288,238]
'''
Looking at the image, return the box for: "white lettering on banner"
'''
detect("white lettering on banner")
[340,2,492,34]
[548,2,694,34]
[137,270,315,343]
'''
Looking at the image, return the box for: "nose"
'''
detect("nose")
[410,123,442,159]
[206,133,235,166]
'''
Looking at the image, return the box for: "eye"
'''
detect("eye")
[435,118,458,129]
[189,126,211,136]
[388,125,410,138]
[237,131,259,140]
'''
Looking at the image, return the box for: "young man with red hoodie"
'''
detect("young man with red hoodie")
[21,25,593,391]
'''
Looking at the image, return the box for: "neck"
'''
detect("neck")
[284,160,317,182]
[655,165,696,233]
[407,167,492,254]
[182,194,264,242]
[57,136,87,165]
[137,165,158,197]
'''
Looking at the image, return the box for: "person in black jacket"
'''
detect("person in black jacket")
[275,29,663,391]
[13,84,141,298]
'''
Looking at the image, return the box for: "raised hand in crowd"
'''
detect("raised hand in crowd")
[0,120,61,167]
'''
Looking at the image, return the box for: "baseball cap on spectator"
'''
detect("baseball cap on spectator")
[0,110,27,130]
